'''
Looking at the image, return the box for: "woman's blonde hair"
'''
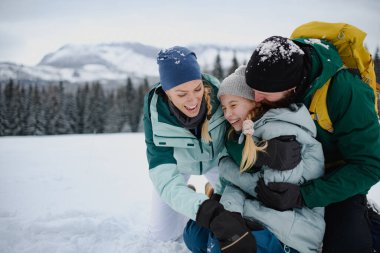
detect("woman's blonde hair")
[228,103,267,172]
[201,84,213,143]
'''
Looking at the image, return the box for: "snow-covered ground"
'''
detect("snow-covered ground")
[0,133,379,253]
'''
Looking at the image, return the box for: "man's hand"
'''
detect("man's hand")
[255,178,304,211]
[255,135,302,171]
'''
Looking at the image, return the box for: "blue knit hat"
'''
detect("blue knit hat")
[157,46,201,91]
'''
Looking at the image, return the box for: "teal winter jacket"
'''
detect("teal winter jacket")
[143,73,227,220]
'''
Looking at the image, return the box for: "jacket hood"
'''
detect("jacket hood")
[292,38,344,104]
[255,103,317,137]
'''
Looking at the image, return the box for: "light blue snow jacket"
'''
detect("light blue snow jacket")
[219,104,325,253]
[144,74,227,220]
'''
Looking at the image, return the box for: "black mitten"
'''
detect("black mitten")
[196,199,224,228]
[210,193,222,202]
[256,178,304,211]
[196,200,256,253]
[254,135,301,170]
[210,212,257,253]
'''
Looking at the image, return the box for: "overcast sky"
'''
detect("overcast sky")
[0,0,379,65]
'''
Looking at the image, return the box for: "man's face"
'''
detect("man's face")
[253,87,296,108]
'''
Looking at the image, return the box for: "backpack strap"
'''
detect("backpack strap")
[309,78,334,133]
[309,66,348,133]
[310,75,380,134]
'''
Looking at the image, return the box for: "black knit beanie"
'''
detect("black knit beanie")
[245,36,305,92]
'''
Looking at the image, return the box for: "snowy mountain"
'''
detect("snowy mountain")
[0,42,255,85]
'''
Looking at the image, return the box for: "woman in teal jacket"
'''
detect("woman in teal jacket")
[144,46,227,242]
[144,46,301,251]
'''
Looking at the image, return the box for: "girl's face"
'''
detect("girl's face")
[220,95,256,132]
[165,79,204,118]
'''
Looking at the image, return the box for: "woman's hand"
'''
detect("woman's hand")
[196,199,257,253]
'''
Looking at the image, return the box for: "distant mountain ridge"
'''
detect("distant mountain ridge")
[0,42,255,85]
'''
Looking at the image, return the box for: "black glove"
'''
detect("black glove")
[210,193,222,202]
[255,135,301,171]
[255,178,304,211]
[244,218,264,231]
[211,212,257,252]
[196,199,257,253]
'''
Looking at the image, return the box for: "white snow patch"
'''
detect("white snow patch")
[256,37,304,64]
[0,133,378,253]
[304,39,330,50]
[0,134,195,253]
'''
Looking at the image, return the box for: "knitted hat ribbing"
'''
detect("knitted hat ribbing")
[245,36,305,92]
[157,46,201,91]
[217,65,253,101]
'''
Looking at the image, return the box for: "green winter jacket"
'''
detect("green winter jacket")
[293,38,380,208]
[143,73,227,220]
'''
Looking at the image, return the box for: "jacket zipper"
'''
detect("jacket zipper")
[199,139,203,174]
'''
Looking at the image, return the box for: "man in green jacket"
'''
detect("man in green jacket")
[245,36,380,253]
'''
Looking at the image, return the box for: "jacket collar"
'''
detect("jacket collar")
[293,38,344,106]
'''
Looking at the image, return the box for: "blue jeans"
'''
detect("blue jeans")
[183,219,298,253]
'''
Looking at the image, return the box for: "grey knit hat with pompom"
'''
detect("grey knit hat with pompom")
[217,65,254,101]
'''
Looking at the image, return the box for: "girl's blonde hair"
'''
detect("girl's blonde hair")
[201,84,213,143]
[228,102,267,172]
[240,112,267,172]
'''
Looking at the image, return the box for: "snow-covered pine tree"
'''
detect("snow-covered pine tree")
[19,85,31,135]
[212,52,224,81]
[114,84,128,132]
[76,84,92,133]
[64,92,78,134]
[25,85,37,135]
[227,52,239,76]
[45,83,70,135]
[0,84,5,136]
[4,80,23,135]
[33,86,47,135]
[88,82,106,133]
[104,91,120,133]
[130,77,149,132]
[125,77,137,132]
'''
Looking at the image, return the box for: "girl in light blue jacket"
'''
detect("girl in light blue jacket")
[217,66,325,253]
[183,65,325,253]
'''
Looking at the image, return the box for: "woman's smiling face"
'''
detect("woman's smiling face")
[165,79,204,118]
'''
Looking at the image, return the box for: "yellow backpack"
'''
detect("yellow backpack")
[290,21,380,133]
